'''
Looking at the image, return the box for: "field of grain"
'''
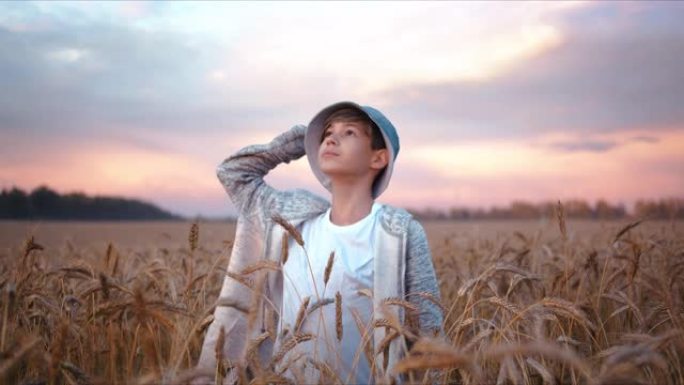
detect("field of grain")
[1,216,682,384]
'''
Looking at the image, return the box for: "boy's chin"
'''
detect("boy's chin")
[319,166,338,175]
[319,168,351,176]
[319,169,346,182]
[319,170,368,183]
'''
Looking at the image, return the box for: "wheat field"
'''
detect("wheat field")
[0,214,682,385]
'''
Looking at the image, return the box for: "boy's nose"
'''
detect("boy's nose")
[323,134,338,146]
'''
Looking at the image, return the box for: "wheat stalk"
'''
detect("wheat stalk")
[614,219,644,244]
[486,296,521,317]
[246,331,272,374]
[99,272,110,300]
[556,200,567,240]
[0,337,41,381]
[214,326,226,384]
[272,214,304,246]
[105,241,114,269]
[239,260,280,276]
[376,329,400,356]
[308,298,334,315]
[381,297,420,313]
[349,307,374,370]
[280,232,289,265]
[265,306,277,340]
[226,271,254,289]
[270,333,314,366]
[294,296,311,333]
[0,283,15,353]
[335,291,343,341]
[392,339,481,381]
[307,357,343,385]
[373,318,399,333]
[535,297,596,331]
[483,341,594,382]
[322,251,335,287]
[21,235,44,264]
[247,272,267,332]
[357,288,373,299]
[526,357,556,385]
[406,291,446,313]
[189,221,199,252]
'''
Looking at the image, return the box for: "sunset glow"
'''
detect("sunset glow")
[1,1,682,217]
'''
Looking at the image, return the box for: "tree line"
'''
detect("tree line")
[0,186,181,220]
[409,198,684,221]
[2,185,681,221]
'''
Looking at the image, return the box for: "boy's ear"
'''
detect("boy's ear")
[370,149,389,170]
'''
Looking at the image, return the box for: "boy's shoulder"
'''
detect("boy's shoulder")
[377,203,416,236]
[269,188,330,222]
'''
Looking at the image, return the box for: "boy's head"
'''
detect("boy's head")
[321,108,387,151]
[305,101,400,198]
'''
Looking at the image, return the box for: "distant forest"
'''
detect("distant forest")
[409,198,684,221]
[0,186,181,220]
[1,185,681,221]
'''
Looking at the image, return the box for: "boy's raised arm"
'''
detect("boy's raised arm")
[216,124,307,215]
[190,125,307,383]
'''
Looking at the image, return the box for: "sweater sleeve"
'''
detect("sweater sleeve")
[403,222,446,385]
[216,124,307,217]
[405,219,444,336]
[195,125,308,378]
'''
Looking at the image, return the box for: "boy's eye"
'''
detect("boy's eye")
[345,129,356,136]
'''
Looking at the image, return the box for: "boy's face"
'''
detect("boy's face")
[318,120,388,185]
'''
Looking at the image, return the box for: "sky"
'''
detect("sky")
[1,1,683,218]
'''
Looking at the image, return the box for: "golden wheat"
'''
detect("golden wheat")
[335,291,343,341]
[271,214,304,246]
[293,296,311,333]
[323,251,335,287]
[1,219,682,385]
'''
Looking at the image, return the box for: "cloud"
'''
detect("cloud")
[0,3,293,139]
[541,132,661,153]
[219,2,575,95]
[0,134,220,215]
[630,135,659,144]
[388,130,684,210]
[378,2,684,143]
[1,2,682,216]
[548,140,618,153]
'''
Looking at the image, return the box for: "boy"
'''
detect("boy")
[196,101,443,384]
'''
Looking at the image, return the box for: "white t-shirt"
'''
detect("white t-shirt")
[278,202,382,384]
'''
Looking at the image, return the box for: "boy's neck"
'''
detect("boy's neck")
[329,183,375,226]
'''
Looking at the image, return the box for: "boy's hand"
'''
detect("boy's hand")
[271,124,307,162]
[274,124,306,144]
[289,124,307,138]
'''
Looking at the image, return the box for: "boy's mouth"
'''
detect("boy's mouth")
[321,151,339,157]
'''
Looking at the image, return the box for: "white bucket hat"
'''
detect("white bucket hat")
[304,101,400,199]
